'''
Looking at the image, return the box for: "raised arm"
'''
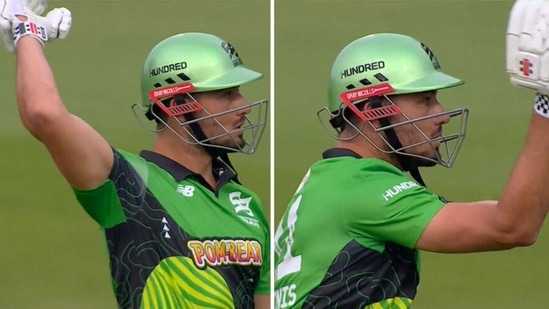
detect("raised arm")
[417,110,549,252]
[417,0,549,253]
[2,1,114,190]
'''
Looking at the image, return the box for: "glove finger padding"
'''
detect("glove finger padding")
[506,0,549,95]
[8,5,71,52]
[45,7,70,40]
[0,0,24,53]
[23,0,46,16]
[0,14,14,53]
[0,0,49,53]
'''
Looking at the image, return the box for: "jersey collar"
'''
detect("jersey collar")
[322,148,362,159]
[139,150,237,186]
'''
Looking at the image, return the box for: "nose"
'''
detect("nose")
[436,112,451,125]
[235,93,252,115]
[433,102,450,125]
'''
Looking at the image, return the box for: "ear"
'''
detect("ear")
[362,100,374,111]
[171,95,187,107]
[353,99,374,113]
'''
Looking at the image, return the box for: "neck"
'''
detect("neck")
[335,134,403,170]
[152,131,217,188]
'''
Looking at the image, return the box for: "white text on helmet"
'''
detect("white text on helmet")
[341,61,385,79]
[149,62,188,77]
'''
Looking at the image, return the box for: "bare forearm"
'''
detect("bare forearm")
[14,36,113,189]
[16,37,68,134]
[497,112,549,240]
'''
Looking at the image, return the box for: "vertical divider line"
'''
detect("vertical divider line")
[269,0,276,306]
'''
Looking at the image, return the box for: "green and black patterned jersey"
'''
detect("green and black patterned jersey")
[73,149,270,309]
[274,148,446,309]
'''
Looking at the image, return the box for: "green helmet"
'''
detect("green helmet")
[134,32,268,155]
[327,33,463,112]
[320,33,469,169]
[140,32,262,107]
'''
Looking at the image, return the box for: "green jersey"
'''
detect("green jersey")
[73,149,270,309]
[274,148,446,309]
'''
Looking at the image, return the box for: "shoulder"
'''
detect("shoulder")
[309,157,407,190]
[314,158,440,211]
[113,148,143,162]
[110,149,153,181]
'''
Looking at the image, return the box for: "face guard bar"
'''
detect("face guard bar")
[318,83,469,168]
[131,83,268,154]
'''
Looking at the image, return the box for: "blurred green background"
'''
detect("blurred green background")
[0,1,269,308]
[275,0,549,308]
[2,0,549,308]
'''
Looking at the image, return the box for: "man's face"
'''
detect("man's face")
[190,86,251,149]
[388,90,450,166]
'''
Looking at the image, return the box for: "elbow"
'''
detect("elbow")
[498,228,538,248]
[513,231,538,247]
[18,100,67,137]
[16,86,67,136]
[21,109,57,137]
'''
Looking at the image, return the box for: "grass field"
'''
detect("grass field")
[2,0,549,308]
[275,1,549,308]
[0,1,269,308]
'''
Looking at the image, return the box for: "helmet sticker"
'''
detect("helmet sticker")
[339,83,399,122]
[420,42,441,70]
[341,61,385,79]
[339,83,394,105]
[221,41,244,67]
[147,83,202,117]
[149,61,188,77]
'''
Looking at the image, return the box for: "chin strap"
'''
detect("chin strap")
[174,96,241,184]
[369,96,426,187]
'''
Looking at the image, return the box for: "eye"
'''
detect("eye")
[423,93,436,104]
[423,91,437,103]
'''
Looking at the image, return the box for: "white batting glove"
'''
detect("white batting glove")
[0,0,71,53]
[506,0,549,95]
[0,0,44,52]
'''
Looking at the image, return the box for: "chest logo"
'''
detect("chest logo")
[177,184,195,197]
[229,191,260,228]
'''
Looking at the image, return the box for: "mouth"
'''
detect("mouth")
[431,129,443,140]
[234,123,244,131]
[234,119,246,130]
[430,134,443,148]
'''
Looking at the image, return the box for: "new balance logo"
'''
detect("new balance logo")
[177,184,195,197]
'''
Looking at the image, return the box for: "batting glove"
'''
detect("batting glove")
[0,0,71,53]
[506,0,549,94]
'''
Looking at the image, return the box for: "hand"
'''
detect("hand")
[0,0,44,53]
[506,0,549,95]
[22,0,46,15]
[0,0,71,53]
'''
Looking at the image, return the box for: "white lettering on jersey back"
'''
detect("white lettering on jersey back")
[382,181,419,201]
[274,284,297,309]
